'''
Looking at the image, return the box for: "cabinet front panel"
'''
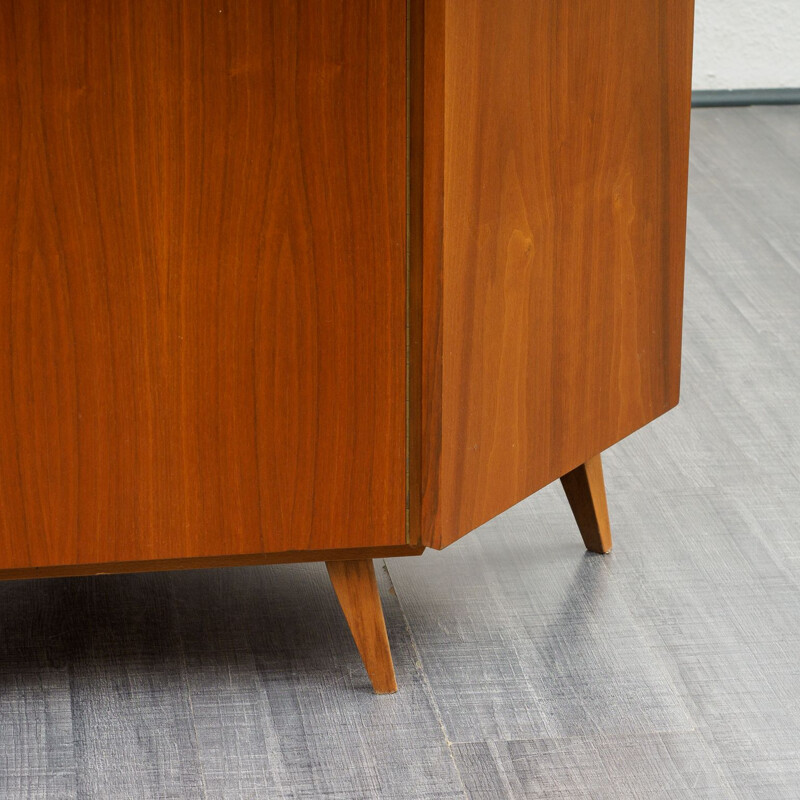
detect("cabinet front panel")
[0,0,407,569]
[419,0,694,546]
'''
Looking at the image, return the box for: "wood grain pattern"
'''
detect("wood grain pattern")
[414,0,695,548]
[560,454,613,554]
[0,0,407,570]
[326,559,398,693]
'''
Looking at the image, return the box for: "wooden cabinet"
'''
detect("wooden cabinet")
[0,0,693,692]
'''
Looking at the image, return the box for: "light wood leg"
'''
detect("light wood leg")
[560,453,613,554]
[326,559,398,694]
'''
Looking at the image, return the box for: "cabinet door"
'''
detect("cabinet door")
[0,0,407,570]
[412,0,694,547]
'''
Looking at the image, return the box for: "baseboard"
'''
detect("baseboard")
[692,88,800,108]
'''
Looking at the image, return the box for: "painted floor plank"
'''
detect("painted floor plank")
[64,574,207,800]
[169,563,466,800]
[0,580,77,799]
[384,516,695,744]
[452,733,735,800]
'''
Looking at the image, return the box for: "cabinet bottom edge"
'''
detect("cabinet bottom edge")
[0,544,426,582]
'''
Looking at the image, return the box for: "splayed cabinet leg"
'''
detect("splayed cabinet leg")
[326,559,398,694]
[560,454,613,554]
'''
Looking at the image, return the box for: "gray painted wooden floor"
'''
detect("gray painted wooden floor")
[2,105,799,799]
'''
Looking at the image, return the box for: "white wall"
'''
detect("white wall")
[693,0,800,90]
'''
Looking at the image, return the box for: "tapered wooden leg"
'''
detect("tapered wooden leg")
[326,559,398,694]
[560,453,613,554]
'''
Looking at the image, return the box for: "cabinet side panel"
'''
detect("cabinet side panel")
[0,0,407,570]
[427,0,694,547]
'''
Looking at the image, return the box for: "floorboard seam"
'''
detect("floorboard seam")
[381,560,471,799]
[169,581,210,800]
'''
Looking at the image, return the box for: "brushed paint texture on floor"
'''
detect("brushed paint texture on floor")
[1,106,799,799]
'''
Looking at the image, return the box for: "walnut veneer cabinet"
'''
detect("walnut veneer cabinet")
[0,0,693,692]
